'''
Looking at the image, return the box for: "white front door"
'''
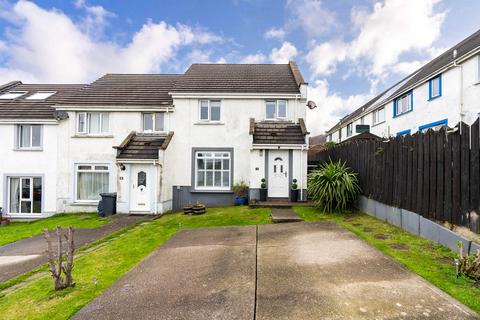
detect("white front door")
[130,165,152,212]
[268,150,289,198]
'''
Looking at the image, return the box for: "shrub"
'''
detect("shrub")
[292,178,298,190]
[324,141,336,150]
[233,181,248,197]
[308,160,361,212]
[456,242,480,286]
[261,178,266,189]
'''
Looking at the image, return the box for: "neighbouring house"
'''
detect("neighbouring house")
[0,62,309,218]
[326,29,480,142]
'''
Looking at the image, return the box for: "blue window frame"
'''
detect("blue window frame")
[393,91,413,117]
[396,129,411,137]
[418,119,448,132]
[428,74,442,100]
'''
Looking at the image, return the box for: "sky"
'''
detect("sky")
[0,0,479,135]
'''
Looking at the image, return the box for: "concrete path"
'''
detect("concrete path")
[270,208,303,223]
[73,222,478,320]
[0,215,150,282]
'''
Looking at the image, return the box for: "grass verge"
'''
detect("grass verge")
[0,206,270,320]
[0,213,109,246]
[294,206,480,313]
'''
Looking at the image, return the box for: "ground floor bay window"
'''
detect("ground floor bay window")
[75,164,109,202]
[8,176,42,214]
[195,151,231,190]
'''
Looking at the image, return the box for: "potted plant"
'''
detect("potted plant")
[192,202,206,215]
[233,181,249,205]
[183,203,193,215]
[259,178,267,201]
[290,179,299,202]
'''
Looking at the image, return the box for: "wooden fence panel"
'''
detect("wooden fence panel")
[460,122,470,226]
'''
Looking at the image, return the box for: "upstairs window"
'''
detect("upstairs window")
[77,112,109,135]
[26,91,56,100]
[199,100,221,122]
[428,75,442,100]
[266,100,287,120]
[373,107,385,125]
[346,123,353,137]
[394,91,413,117]
[143,113,164,132]
[0,91,27,99]
[16,124,42,149]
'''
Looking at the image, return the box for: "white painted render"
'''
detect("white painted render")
[329,54,480,142]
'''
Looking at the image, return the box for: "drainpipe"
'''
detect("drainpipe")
[153,159,158,215]
[453,50,465,129]
[300,145,304,201]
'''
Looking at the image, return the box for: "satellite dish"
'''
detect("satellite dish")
[306,100,317,109]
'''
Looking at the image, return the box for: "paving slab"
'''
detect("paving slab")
[72,226,257,320]
[270,208,303,223]
[256,222,478,320]
[0,214,150,282]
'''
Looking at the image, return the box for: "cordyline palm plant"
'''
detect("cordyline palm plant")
[308,160,361,212]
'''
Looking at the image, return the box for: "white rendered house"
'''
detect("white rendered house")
[326,29,480,142]
[0,62,309,218]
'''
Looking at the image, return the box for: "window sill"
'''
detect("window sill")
[190,189,234,194]
[428,95,441,101]
[371,121,385,127]
[71,201,99,206]
[72,134,113,138]
[194,122,224,125]
[393,109,413,118]
[13,148,43,151]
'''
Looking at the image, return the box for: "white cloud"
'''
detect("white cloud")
[269,41,298,63]
[264,27,285,40]
[286,0,336,37]
[0,0,222,83]
[240,53,267,64]
[306,0,446,78]
[306,79,373,135]
[74,0,114,38]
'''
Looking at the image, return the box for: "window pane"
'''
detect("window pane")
[94,165,108,170]
[206,171,213,186]
[197,158,205,169]
[78,165,92,170]
[197,171,205,187]
[200,100,209,120]
[222,171,229,187]
[21,201,31,214]
[137,171,146,187]
[214,172,221,186]
[32,125,41,147]
[143,113,153,131]
[101,113,109,132]
[9,178,20,213]
[20,125,31,148]
[223,159,229,170]
[277,100,287,118]
[206,159,213,170]
[154,113,164,131]
[33,178,42,213]
[22,178,31,199]
[266,101,276,119]
[89,113,101,133]
[214,159,222,170]
[77,172,109,201]
[210,101,221,121]
[78,113,86,133]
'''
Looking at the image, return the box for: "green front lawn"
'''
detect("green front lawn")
[0,207,270,320]
[0,213,110,246]
[293,206,480,313]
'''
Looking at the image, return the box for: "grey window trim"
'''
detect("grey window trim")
[191,147,234,192]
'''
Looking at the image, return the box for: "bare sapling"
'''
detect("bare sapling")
[44,226,75,290]
[455,241,480,286]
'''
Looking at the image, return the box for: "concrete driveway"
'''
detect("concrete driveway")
[73,222,478,320]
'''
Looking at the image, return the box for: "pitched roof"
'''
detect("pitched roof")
[252,121,306,145]
[115,132,173,160]
[57,74,182,106]
[0,83,85,119]
[172,63,301,94]
[326,28,480,134]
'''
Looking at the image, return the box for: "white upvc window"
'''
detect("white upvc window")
[0,91,27,99]
[373,108,385,125]
[143,112,165,132]
[16,124,42,149]
[346,123,353,137]
[265,100,287,120]
[195,151,231,190]
[199,100,221,122]
[7,176,42,214]
[77,112,109,135]
[26,91,56,100]
[75,164,109,202]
